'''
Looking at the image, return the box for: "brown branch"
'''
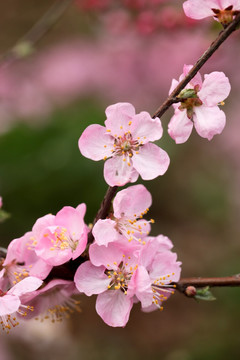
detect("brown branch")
[173,275,240,295]
[152,12,240,119]
[0,0,74,69]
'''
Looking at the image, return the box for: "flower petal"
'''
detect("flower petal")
[92,219,119,246]
[168,109,193,144]
[193,105,226,140]
[74,261,109,296]
[89,243,123,268]
[183,0,219,19]
[150,252,181,283]
[9,276,43,296]
[78,124,113,161]
[104,156,139,186]
[127,266,152,308]
[198,72,231,107]
[96,290,133,327]
[182,64,202,88]
[130,113,163,143]
[0,295,20,316]
[105,102,136,136]
[132,143,170,180]
[113,184,152,219]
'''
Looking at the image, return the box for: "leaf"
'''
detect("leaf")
[194,286,216,301]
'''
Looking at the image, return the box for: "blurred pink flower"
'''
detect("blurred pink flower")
[21,279,79,322]
[0,276,42,333]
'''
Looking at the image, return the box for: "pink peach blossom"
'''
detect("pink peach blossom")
[20,279,80,322]
[34,204,89,266]
[168,65,231,143]
[74,253,137,327]
[75,234,181,326]
[79,102,170,186]
[93,184,152,245]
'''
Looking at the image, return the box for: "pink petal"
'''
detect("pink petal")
[96,290,133,327]
[78,124,113,161]
[113,184,152,219]
[183,0,219,19]
[182,64,202,88]
[141,303,157,313]
[55,205,86,239]
[139,235,173,269]
[104,156,139,186]
[92,219,119,246]
[127,266,152,308]
[55,205,88,260]
[132,143,170,180]
[198,72,231,107]
[130,113,163,143]
[193,105,226,140]
[74,261,109,296]
[169,78,179,95]
[0,295,20,316]
[168,109,193,144]
[105,102,136,136]
[150,252,181,283]
[32,214,55,238]
[9,276,43,296]
[89,242,123,268]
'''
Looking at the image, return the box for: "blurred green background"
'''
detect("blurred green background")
[1,1,240,359]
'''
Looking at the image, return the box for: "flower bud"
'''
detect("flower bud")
[185,285,197,297]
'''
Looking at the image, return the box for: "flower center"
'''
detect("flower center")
[114,210,154,244]
[178,87,202,119]
[47,227,78,252]
[35,298,81,323]
[106,256,137,293]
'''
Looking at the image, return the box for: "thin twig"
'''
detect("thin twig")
[153,12,240,119]
[175,275,240,292]
[0,0,74,69]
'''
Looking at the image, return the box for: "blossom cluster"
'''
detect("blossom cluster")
[0,185,181,330]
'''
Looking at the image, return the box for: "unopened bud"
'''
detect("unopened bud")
[185,286,197,297]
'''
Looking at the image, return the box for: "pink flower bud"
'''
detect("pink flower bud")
[185,286,197,297]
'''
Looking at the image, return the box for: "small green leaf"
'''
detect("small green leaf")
[194,286,216,301]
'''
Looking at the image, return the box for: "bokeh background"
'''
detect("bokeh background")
[1,1,240,359]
